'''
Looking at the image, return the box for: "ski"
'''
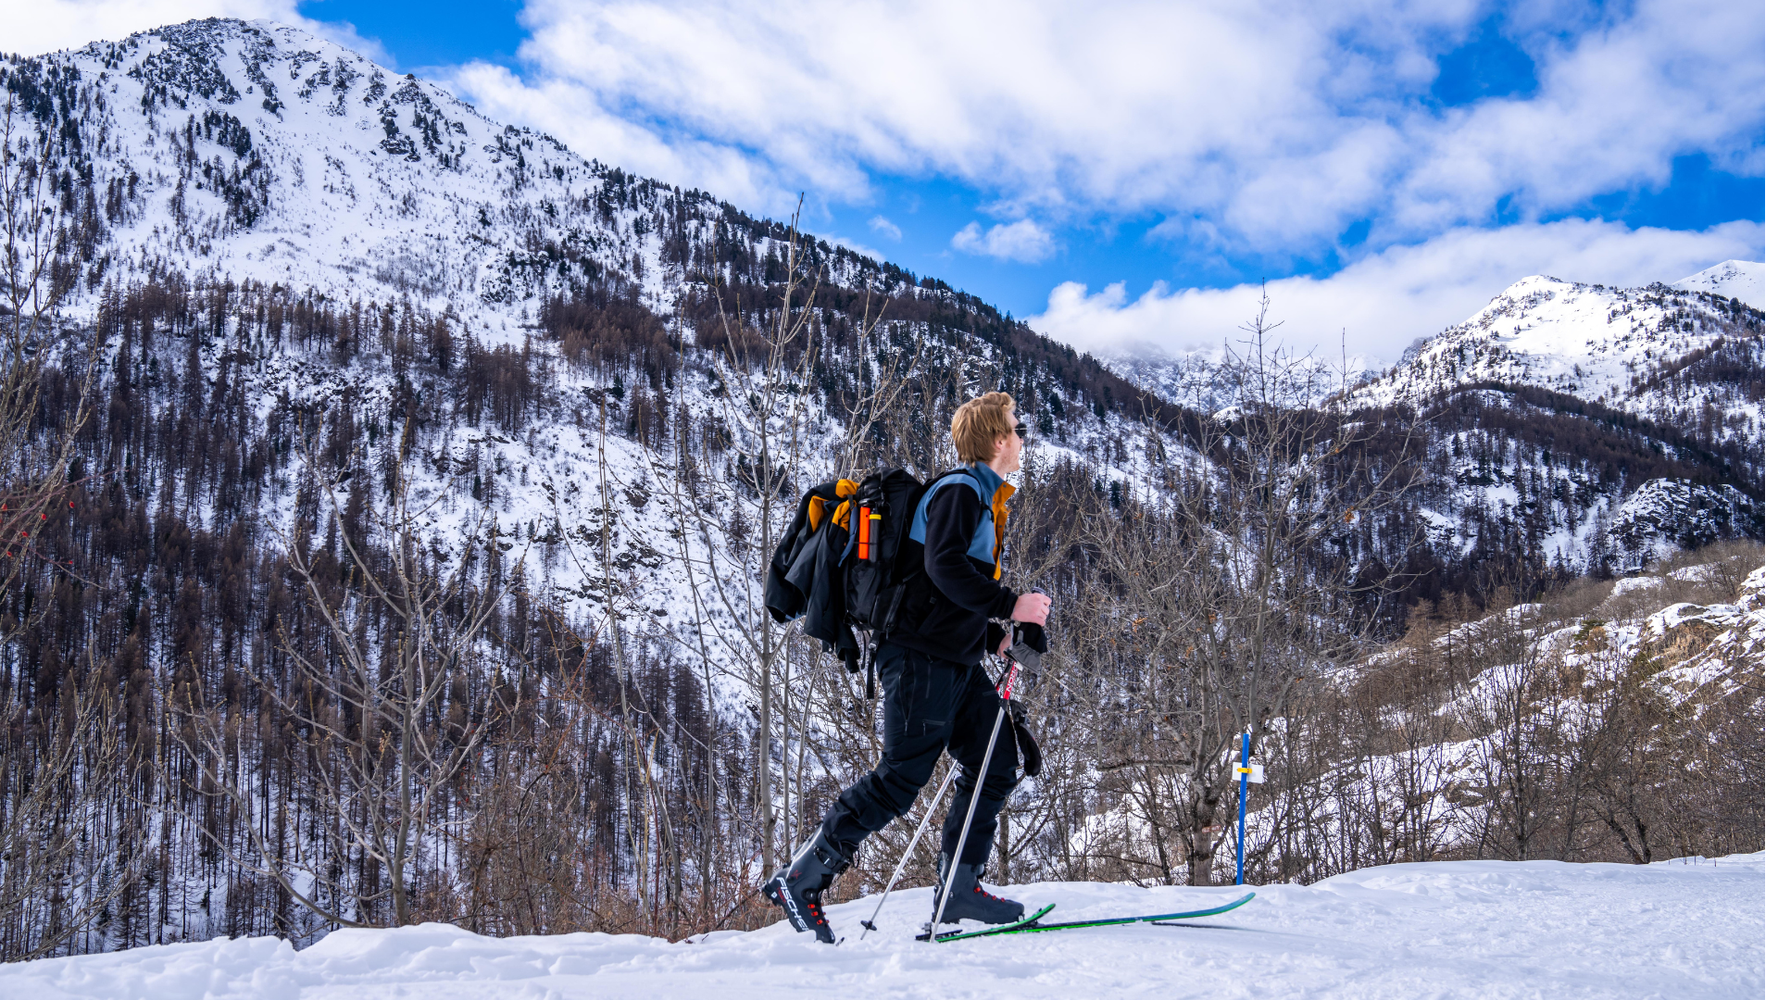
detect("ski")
[917,902,1056,942]
[937,892,1256,941]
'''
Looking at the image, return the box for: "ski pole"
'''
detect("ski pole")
[929,657,1022,940]
[1235,729,1250,885]
[858,759,960,938]
[930,706,1005,939]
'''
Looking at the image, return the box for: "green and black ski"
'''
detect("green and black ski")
[917,903,1056,942]
[933,892,1256,941]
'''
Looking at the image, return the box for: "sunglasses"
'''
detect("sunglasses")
[1013,421,1028,440]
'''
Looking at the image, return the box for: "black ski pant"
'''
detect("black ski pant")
[820,642,1019,867]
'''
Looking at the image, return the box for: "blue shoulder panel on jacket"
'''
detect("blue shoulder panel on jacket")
[909,465,1000,565]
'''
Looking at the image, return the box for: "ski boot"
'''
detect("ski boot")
[935,855,1025,924]
[761,830,850,944]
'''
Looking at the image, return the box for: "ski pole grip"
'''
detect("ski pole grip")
[997,662,1020,700]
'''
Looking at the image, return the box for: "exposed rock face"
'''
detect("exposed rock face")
[1605,478,1762,570]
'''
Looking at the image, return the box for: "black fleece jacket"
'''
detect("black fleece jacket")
[884,482,1017,665]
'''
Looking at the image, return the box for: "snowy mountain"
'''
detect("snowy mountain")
[4,16,1760,591]
[1090,265,1763,578]
[1079,342,1237,411]
[1353,271,1764,447]
[2,16,1152,655]
[7,17,879,323]
[1673,259,1764,309]
[1310,266,1765,579]
[0,854,1760,999]
[1105,263,1765,424]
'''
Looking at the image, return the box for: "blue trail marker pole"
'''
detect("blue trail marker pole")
[1235,731,1251,885]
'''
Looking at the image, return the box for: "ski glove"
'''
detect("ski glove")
[1005,620,1047,674]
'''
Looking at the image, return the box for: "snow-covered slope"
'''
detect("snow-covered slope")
[1673,260,1764,309]
[0,16,1165,706]
[1609,478,1762,561]
[0,855,1760,999]
[1091,344,1231,410]
[14,17,809,322]
[1338,266,1764,576]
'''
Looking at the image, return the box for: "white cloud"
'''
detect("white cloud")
[9,0,295,55]
[868,215,902,241]
[448,61,803,216]
[434,0,1760,256]
[951,219,1055,263]
[812,231,885,261]
[7,0,393,66]
[1379,0,1766,241]
[1027,219,1765,364]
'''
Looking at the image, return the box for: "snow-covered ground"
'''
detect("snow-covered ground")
[2,855,1761,999]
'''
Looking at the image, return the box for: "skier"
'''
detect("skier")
[763,391,1052,943]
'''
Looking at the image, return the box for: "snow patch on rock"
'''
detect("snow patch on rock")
[1605,478,1761,569]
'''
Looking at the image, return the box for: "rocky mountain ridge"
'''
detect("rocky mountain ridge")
[1354,267,1763,458]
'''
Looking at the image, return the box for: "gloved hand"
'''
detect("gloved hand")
[1011,620,1047,654]
[1004,620,1047,673]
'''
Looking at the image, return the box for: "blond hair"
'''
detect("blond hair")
[951,392,1015,465]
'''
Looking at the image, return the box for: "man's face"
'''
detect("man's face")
[995,410,1024,472]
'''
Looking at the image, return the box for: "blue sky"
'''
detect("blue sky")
[295,0,529,71]
[17,0,1767,361]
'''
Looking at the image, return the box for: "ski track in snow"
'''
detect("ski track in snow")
[2,855,1761,999]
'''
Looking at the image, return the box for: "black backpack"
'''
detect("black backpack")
[764,467,934,696]
[842,467,929,636]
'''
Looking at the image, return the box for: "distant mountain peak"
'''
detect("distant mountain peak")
[1498,274,1569,295]
[1672,260,1764,310]
[1362,268,1763,411]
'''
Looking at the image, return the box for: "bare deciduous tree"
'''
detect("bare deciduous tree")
[0,92,120,961]
[175,441,523,928]
[0,653,146,960]
[1056,290,1423,885]
[660,199,828,874]
[0,93,96,613]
